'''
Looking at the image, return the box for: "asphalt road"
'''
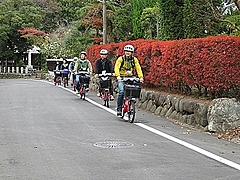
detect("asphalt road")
[0,79,240,180]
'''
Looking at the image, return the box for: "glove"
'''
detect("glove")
[117,76,122,82]
[94,74,98,78]
[140,78,144,83]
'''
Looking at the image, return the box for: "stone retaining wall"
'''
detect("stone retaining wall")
[90,77,210,130]
[136,89,210,129]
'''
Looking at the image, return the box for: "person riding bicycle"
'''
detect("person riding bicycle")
[53,59,62,84]
[94,49,114,100]
[74,51,93,94]
[69,57,78,86]
[114,44,144,116]
[61,58,69,86]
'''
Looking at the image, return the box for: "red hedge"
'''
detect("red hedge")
[87,36,240,95]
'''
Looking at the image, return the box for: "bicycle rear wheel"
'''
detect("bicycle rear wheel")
[105,91,110,108]
[128,100,136,123]
[82,87,86,100]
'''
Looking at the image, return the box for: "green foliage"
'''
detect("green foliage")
[0,0,44,64]
[140,6,160,39]
[64,23,93,57]
[111,2,134,42]
[221,10,240,35]
[34,0,62,33]
[159,0,184,40]
[183,0,221,38]
[55,0,88,23]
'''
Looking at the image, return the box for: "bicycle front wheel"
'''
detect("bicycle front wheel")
[128,100,136,123]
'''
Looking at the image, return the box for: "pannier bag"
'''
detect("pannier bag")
[100,78,111,89]
[124,84,141,98]
[79,75,90,84]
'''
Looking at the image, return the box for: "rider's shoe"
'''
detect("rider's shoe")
[97,93,101,97]
[117,109,122,116]
[76,90,79,94]
[110,95,114,101]
[85,88,89,91]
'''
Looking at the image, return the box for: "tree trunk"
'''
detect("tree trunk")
[234,0,240,11]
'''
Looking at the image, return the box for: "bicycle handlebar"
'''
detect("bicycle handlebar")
[75,71,90,75]
[98,73,113,77]
[122,76,140,82]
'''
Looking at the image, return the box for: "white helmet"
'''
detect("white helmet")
[124,44,134,52]
[100,49,108,55]
[73,57,78,60]
[80,51,87,56]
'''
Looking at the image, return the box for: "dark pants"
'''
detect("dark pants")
[62,73,69,85]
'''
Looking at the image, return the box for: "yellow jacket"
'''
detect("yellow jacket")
[114,56,143,79]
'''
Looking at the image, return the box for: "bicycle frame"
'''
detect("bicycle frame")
[120,77,140,123]
[53,70,61,85]
[61,69,69,87]
[99,72,112,108]
[76,71,90,100]
[122,96,136,123]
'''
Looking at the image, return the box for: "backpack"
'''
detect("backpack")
[120,56,135,70]
[69,62,75,71]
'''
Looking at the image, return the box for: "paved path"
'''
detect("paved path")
[0,79,240,180]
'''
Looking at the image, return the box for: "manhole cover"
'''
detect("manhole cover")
[93,141,133,148]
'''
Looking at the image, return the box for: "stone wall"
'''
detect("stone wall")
[136,89,210,129]
[90,77,240,133]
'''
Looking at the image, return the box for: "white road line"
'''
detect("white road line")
[135,123,240,171]
[43,80,240,171]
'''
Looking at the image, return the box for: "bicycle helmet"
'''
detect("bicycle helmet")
[73,57,78,60]
[124,44,134,52]
[80,51,87,56]
[100,49,108,55]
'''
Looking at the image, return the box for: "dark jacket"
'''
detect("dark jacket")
[95,58,114,74]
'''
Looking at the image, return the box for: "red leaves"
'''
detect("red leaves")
[87,36,240,96]
[18,28,48,38]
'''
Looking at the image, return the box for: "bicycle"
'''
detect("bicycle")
[76,71,90,100]
[98,72,113,108]
[53,70,61,86]
[121,77,141,123]
[61,69,69,87]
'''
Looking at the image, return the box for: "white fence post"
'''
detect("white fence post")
[25,67,28,74]
[12,67,15,73]
[7,67,10,73]
[4,67,6,73]
[16,67,19,73]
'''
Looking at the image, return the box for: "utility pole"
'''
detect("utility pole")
[102,0,107,44]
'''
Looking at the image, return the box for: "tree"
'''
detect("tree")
[183,0,221,38]
[132,0,159,39]
[33,0,62,33]
[0,0,44,65]
[140,6,160,39]
[55,0,88,24]
[109,1,134,42]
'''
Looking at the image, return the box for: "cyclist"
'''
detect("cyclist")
[94,49,114,100]
[69,57,78,86]
[61,58,69,86]
[53,59,62,84]
[74,51,93,94]
[114,44,144,116]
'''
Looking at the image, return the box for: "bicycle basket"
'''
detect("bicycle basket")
[100,78,111,89]
[79,75,90,84]
[124,84,141,98]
